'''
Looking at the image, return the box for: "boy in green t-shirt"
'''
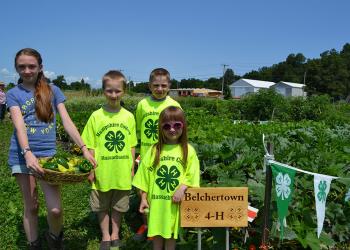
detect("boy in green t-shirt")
[81,70,137,250]
[134,68,181,240]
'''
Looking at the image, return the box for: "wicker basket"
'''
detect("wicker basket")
[39,168,90,184]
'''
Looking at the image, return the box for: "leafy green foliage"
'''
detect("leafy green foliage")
[1,95,349,249]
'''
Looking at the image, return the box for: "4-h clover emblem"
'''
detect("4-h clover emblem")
[275,172,292,200]
[104,130,125,153]
[317,180,327,202]
[144,119,158,141]
[155,165,180,193]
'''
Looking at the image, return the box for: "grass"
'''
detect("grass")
[0,115,153,250]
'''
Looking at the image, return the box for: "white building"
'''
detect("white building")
[271,81,306,97]
[229,78,275,98]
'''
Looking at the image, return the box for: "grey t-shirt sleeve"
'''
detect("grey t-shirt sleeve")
[6,89,20,108]
[52,85,66,108]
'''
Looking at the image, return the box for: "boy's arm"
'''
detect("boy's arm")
[131,147,135,176]
[135,102,142,139]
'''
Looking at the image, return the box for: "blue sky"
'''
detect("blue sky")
[1,0,349,88]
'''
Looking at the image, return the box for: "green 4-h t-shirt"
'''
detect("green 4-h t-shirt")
[132,144,200,239]
[82,107,137,191]
[135,96,181,158]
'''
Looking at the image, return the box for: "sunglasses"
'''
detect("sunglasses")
[162,121,184,131]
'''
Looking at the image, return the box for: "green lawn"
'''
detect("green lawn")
[0,118,152,250]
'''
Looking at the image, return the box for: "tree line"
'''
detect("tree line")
[243,43,350,100]
[130,43,350,100]
[4,43,350,99]
[5,75,91,92]
[131,68,239,99]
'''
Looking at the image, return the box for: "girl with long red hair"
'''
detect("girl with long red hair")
[6,48,96,249]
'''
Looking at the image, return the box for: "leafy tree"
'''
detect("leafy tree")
[5,82,15,91]
[222,68,236,99]
[70,78,91,90]
[52,75,68,90]
[223,68,235,86]
[243,43,350,99]
[239,88,286,120]
[131,82,150,93]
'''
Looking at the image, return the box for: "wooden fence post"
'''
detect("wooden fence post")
[260,142,274,249]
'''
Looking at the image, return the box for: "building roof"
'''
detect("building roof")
[278,81,305,88]
[232,78,275,88]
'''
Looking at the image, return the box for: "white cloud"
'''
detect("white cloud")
[83,76,90,82]
[0,68,17,82]
[1,68,10,76]
[91,80,102,89]
[44,71,56,80]
[65,76,80,83]
[66,75,92,83]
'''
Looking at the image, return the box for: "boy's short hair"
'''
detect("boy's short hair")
[149,68,170,83]
[102,70,127,90]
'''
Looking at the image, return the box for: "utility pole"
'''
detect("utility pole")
[221,64,229,96]
[128,76,131,92]
[303,71,307,85]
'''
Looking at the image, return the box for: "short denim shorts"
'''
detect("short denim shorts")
[10,164,33,175]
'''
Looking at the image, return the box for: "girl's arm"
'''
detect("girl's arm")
[131,147,135,176]
[87,149,95,183]
[139,191,149,213]
[172,184,188,203]
[9,106,44,174]
[57,103,97,167]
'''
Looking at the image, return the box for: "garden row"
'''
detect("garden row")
[59,94,350,249]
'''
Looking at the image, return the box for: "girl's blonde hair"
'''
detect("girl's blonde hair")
[152,106,188,167]
[15,48,53,123]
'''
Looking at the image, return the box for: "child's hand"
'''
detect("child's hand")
[82,148,97,168]
[87,170,95,183]
[25,151,44,176]
[172,184,188,203]
[139,197,149,214]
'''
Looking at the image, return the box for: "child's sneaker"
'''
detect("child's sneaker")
[132,224,148,241]
[99,240,110,250]
[28,237,42,250]
[110,239,123,249]
[45,231,64,250]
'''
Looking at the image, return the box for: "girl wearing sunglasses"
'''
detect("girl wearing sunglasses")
[132,106,200,250]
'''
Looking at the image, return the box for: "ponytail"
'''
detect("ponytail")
[35,72,54,123]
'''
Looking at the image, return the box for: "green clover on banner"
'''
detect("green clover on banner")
[317,180,327,202]
[275,172,291,200]
[155,165,180,193]
[104,130,125,153]
[144,119,158,141]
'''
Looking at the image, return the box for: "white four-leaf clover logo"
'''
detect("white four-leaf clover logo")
[275,172,292,200]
